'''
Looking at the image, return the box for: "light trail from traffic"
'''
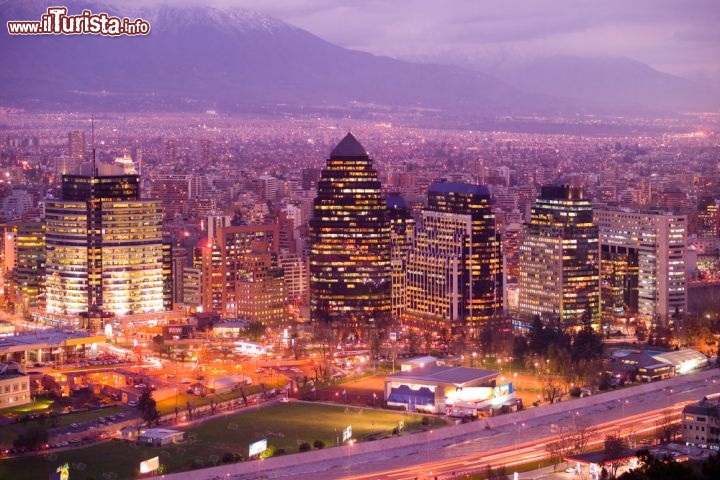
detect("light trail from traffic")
[343,400,694,480]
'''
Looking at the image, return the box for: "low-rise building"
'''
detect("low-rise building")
[0,361,31,407]
[682,393,720,451]
[384,365,515,416]
[137,428,184,446]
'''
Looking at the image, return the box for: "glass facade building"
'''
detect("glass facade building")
[519,185,600,328]
[406,181,501,336]
[309,133,391,330]
[45,163,166,324]
[595,208,687,325]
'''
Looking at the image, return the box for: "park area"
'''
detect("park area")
[0,401,448,480]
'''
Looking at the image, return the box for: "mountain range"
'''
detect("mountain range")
[1,0,717,117]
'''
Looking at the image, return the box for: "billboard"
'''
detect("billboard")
[342,425,352,442]
[249,438,267,457]
[139,457,160,474]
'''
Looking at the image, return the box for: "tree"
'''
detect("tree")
[314,322,337,381]
[603,435,627,479]
[617,449,702,480]
[572,321,603,363]
[13,425,48,450]
[569,416,594,454]
[545,437,573,471]
[407,330,421,357]
[40,375,61,398]
[138,387,160,426]
[483,465,508,480]
[512,335,529,362]
[245,321,266,342]
[542,376,564,404]
[654,409,679,444]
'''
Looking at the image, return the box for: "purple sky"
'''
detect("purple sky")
[126,0,720,80]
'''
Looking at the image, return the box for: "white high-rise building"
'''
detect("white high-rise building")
[596,208,687,325]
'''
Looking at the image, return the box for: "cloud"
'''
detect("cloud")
[113,0,720,79]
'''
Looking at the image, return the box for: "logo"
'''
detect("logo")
[8,7,151,36]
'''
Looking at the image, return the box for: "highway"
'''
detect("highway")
[335,378,718,480]
[343,403,690,480]
[146,368,720,480]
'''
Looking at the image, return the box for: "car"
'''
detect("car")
[279,396,289,403]
[127,401,137,407]
[566,467,578,474]
[254,368,264,373]
[70,423,78,428]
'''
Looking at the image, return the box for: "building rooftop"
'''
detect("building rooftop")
[387,365,498,386]
[564,446,637,465]
[683,394,720,417]
[330,132,368,158]
[139,428,183,438]
[428,181,490,196]
[651,348,708,372]
[0,331,104,353]
[385,192,408,210]
[400,356,438,367]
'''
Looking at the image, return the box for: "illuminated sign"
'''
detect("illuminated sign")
[342,426,352,442]
[249,438,267,457]
[139,457,159,474]
[390,382,436,392]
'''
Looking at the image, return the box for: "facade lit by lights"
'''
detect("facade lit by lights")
[696,196,719,238]
[518,185,600,328]
[309,133,391,330]
[405,181,501,336]
[595,208,687,325]
[44,162,166,325]
[385,192,415,320]
[196,216,285,327]
[10,221,45,310]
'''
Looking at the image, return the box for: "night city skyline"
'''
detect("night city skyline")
[1,1,720,480]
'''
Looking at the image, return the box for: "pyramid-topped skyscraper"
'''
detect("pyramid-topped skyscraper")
[309,133,391,335]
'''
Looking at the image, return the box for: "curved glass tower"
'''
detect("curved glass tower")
[309,133,391,332]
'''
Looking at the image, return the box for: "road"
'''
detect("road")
[342,403,690,480]
[252,370,720,480]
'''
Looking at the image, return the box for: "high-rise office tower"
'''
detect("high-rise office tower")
[309,133,391,331]
[44,161,166,328]
[502,222,522,313]
[596,208,687,326]
[696,196,719,238]
[518,185,600,328]
[197,218,283,323]
[405,181,501,336]
[149,174,190,221]
[10,221,45,310]
[68,131,85,164]
[385,192,415,320]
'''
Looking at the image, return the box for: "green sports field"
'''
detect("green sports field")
[0,402,447,480]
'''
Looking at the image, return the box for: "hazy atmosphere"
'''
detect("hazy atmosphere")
[121,0,720,81]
